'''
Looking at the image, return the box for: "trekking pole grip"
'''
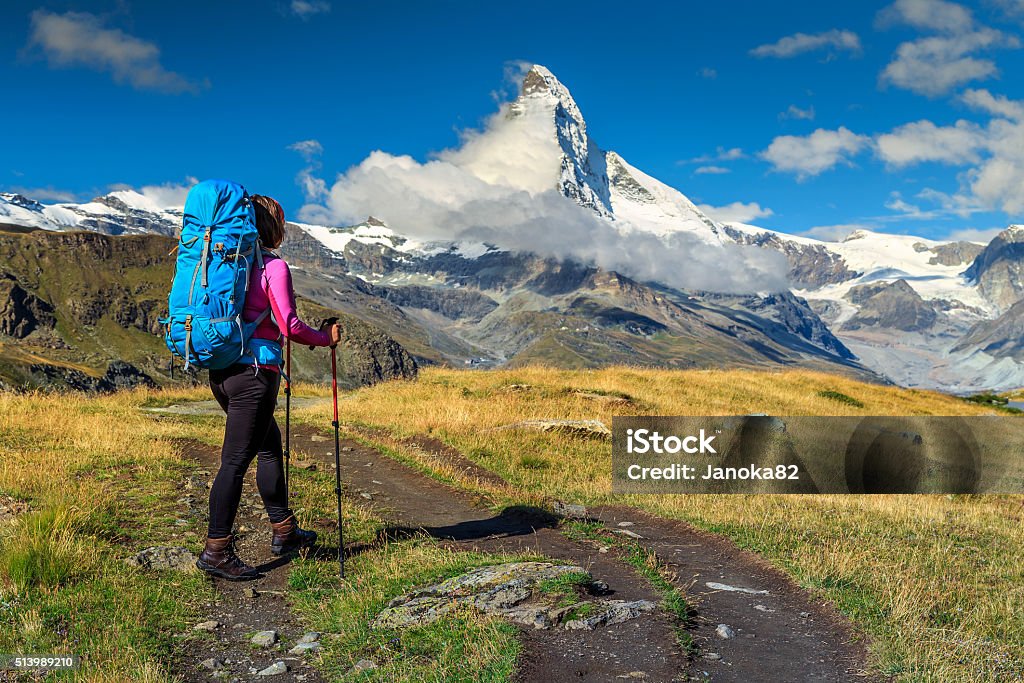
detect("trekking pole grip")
[312,316,340,351]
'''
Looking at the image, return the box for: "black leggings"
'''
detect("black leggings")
[207,364,291,538]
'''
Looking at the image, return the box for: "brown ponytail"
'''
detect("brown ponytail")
[251,194,286,249]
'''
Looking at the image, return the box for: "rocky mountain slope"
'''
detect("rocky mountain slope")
[3,65,1022,392]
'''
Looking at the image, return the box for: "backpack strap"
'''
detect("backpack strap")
[200,225,213,288]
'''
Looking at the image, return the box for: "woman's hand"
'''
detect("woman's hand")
[318,318,342,348]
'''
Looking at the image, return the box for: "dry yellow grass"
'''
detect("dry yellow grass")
[0,389,219,681]
[303,366,1024,683]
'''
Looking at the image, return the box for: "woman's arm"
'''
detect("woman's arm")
[263,258,333,347]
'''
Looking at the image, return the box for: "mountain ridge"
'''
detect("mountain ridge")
[2,64,1022,391]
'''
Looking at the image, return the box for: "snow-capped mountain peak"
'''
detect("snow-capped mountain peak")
[517,65,586,130]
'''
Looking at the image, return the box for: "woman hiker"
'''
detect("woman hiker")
[196,194,341,581]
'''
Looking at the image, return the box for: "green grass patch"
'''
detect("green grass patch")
[816,389,865,408]
[518,454,550,470]
[285,460,534,682]
[562,520,694,652]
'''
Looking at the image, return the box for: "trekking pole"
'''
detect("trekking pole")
[330,344,345,579]
[284,336,292,499]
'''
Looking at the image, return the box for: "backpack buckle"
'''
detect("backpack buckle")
[184,315,192,332]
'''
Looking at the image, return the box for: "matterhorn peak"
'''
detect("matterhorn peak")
[513,64,586,129]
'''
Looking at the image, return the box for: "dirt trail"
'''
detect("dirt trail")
[166,413,873,682]
[591,506,873,682]
[174,439,325,683]
[289,429,687,682]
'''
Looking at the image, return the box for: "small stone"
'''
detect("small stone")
[703,652,722,661]
[350,659,378,673]
[193,620,220,632]
[612,528,644,539]
[243,587,259,599]
[800,611,811,619]
[715,624,736,639]
[705,581,768,595]
[127,546,198,571]
[200,658,223,670]
[297,632,321,644]
[341,446,353,452]
[616,673,648,680]
[310,434,328,442]
[371,480,383,485]
[360,492,373,500]
[251,630,279,647]
[288,641,321,656]
[616,521,634,527]
[753,604,774,613]
[598,546,610,553]
[553,501,588,520]
[256,661,288,676]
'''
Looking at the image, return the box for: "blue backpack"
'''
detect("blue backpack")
[164,179,272,370]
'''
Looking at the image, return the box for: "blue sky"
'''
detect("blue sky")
[3,0,1024,241]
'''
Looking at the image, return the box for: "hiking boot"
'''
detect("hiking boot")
[270,515,317,556]
[196,536,262,581]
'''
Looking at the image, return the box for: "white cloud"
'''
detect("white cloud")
[108,177,197,209]
[876,1,1019,96]
[994,0,1024,16]
[139,178,197,207]
[871,96,1024,215]
[288,139,323,159]
[879,29,1015,96]
[697,201,774,223]
[779,104,816,121]
[288,139,328,202]
[961,88,1024,120]
[877,0,973,33]
[750,30,861,58]
[876,119,985,166]
[694,165,730,175]
[698,67,718,79]
[298,102,788,293]
[799,224,868,241]
[290,1,331,18]
[5,186,79,202]
[945,226,1004,242]
[685,147,745,164]
[27,10,204,94]
[761,127,871,178]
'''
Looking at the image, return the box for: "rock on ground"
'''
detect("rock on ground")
[350,659,378,674]
[716,624,736,639]
[251,630,279,647]
[373,562,658,632]
[193,620,220,632]
[563,600,658,631]
[126,546,197,571]
[496,419,611,439]
[257,661,288,676]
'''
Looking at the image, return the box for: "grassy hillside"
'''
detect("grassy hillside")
[0,228,416,391]
[0,367,1020,681]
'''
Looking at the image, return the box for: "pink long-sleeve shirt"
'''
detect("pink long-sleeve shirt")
[244,254,332,366]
